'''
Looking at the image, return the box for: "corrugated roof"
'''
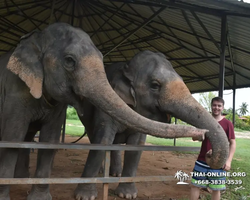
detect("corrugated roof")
[0,0,250,93]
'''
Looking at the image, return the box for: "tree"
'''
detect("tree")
[238,102,249,116]
[198,92,216,112]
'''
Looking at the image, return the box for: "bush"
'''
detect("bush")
[225,114,250,131]
[66,107,78,120]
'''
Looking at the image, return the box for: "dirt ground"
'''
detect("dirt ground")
[9,132,249,200]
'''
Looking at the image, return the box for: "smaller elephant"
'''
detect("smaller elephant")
[76,50,229,200]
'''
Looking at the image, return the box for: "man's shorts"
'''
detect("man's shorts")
[191,160,226,191]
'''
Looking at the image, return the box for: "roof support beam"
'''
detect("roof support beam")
[227,27,235,73]
[9,0,41,30]
[90,3,126,38]
[219,15,227,98]
[87,1,133,61]
[49,0,56,24]
[71,0,76,26]
[103,6,166,57]
[111,0,222,16]
[0,15,27,34]
[169,56,220,61]
[191,11,221,53]
[182,10,208,57]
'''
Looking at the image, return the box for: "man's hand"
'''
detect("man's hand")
[206,149,212,158]
[223,160,232,171]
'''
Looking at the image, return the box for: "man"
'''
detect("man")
[190,97,236,200]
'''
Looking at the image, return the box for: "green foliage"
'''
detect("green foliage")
[198,92,216,112]
[66,107,79,120]
[170,117,189,125]
[223,107,238,115]
[244,116,250,125]
[225,114,250,131]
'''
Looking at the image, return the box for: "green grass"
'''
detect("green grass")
[234,128,250,133]
[66,119,83,126]
[65,119,85,136]
[146,135,202,147]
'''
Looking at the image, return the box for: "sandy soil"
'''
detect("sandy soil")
[9,131,249,200]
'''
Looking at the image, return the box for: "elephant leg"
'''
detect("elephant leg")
[74,149,105,200]
[27,108,65,200]
[0,119,28,200]
[115,133,146,199]
[74,111,118,200]
[99,150,122,177]
[14,131,37,178]
[110,150,122,177]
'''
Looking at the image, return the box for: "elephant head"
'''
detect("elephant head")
[111,50,229,169]
[6,23,205,141]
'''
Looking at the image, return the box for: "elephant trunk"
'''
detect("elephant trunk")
[161,79,229,169]
[75,55,207,140]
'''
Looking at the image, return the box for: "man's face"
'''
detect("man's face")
[211,100,224,116]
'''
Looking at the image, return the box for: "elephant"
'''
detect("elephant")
[75,50,229,200]
[0,23,209,200]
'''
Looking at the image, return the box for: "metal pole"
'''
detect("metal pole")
[232,73,236,125]
[61,109,66,143]
[219,15,227,98]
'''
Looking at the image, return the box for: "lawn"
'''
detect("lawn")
[65,119,85,136]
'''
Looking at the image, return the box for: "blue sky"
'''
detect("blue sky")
[192,87,250,115]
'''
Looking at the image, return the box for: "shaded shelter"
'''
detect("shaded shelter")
[1,0,250,125]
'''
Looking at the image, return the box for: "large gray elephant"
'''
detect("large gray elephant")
[0,23,208,200]
[76,50,229,200]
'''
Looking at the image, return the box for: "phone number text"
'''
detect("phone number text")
[194,179,242,185]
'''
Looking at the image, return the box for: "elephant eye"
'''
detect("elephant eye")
[150,81,161,90]
[64,56,76,71]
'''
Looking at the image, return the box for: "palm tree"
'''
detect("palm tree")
[183,172,190,182]
[238,102,249,116]
[174,170,183,181]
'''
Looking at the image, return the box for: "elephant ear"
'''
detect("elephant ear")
[7,30,43,99]
[112,64,137,107]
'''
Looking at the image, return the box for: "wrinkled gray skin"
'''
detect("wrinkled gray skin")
[76,51,229,200]
[0,24,209,200]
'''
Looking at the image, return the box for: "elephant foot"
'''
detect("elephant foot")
[109,165,122,177]
[27,186,52,200]
[0,185,10,200]
[0,195,10,200]
[27,192,52,200]
[99,165,122,177]
[115,183,138,199]
[0,197,10,200]
[74,184,97,200]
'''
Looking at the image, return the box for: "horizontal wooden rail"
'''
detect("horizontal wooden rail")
[0,141,200,151]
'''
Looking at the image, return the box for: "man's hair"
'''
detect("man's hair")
[211,96,225,105]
